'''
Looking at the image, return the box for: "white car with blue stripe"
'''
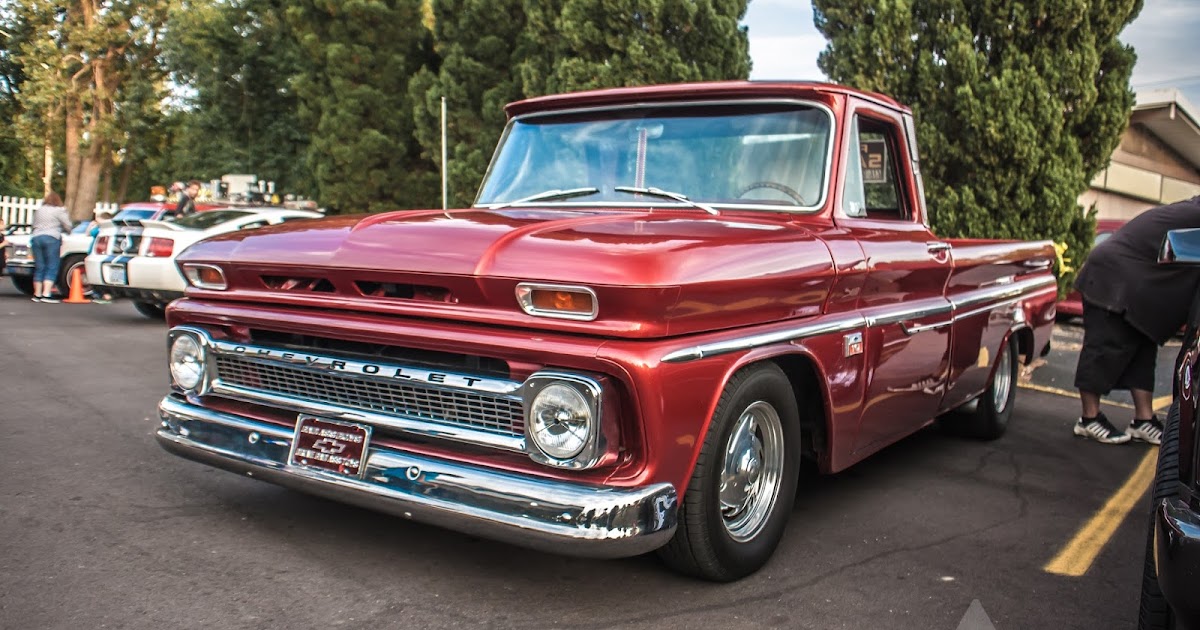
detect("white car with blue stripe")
[85,207,322,318]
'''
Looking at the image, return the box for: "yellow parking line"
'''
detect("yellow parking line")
[1017,382,1134,410]
[1043,449,1158,577]
[1153,395,1174,412]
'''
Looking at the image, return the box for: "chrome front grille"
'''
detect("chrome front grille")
[205,339,527,452]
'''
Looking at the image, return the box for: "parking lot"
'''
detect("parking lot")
[0,283,1168,629]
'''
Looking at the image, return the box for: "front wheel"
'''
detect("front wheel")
[657,363,801,581]
[133,301,165,319]
[57,254,88,297]
[1138,399,1181,630]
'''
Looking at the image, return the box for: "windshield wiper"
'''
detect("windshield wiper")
[489,187,600,209]
[613,186,719,215]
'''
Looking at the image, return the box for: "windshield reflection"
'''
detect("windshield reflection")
[476,103,832,211]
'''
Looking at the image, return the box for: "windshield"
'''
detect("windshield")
[173,209,252,229]
[476,103,832,210]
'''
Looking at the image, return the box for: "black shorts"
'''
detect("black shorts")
[1074,302,1157,394]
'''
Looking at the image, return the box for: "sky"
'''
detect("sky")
[743,0,1200,110]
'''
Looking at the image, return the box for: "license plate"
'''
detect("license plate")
[103,263,127,285]
[288,416,371,478]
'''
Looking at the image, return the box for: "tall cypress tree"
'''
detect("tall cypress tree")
[814,0,1142,288]
[287,0,437,213]
[409,0,525,208]
[519,0,752,96]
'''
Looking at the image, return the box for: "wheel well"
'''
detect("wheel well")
[768,354,827,463]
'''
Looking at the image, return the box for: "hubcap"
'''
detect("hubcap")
[718,400,785,542]
[992,344,1012,413]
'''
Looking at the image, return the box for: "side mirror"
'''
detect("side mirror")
[1159,228,1200,264]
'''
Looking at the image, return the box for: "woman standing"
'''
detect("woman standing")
[30,191,72,303]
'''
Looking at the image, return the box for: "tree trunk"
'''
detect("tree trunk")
[73,141,105,222]
[64,97,83,210]
[43,137,54,198]
[101,162,112,204]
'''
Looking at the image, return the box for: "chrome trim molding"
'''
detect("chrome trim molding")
[660,274,1057,363]
[157,396,677,558]
[661,314,867,363]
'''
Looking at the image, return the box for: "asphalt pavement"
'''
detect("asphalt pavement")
[0,283,1166,629]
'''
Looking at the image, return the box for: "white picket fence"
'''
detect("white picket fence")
[0,196,119,228]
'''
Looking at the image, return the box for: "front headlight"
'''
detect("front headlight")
[169,333,206,391]
[523,373,605,468]
[529,383,592,459]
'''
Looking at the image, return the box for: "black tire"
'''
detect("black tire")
[133,301,166,319]
[1138,399,1181,630]
[10,275,34,296]
[958,336,1018,440]
[57,254,88,297]
[657,363,802,581]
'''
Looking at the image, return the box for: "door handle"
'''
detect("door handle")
[926,241,952,254]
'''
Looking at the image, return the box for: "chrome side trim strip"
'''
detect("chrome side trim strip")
[949,275,1057,311]
[157,396,677,559]
[660,275,1057,363]
[661,314,867,363]
[206,383,529,454]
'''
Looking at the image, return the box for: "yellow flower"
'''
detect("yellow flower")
[1053,241,1073,275]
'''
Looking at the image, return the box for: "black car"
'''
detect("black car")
[1140,227,1200,630]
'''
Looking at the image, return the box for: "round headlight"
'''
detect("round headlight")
[529,383,592,459]
[169,334,206,391]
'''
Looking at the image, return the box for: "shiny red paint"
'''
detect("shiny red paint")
[170,81,1058,494]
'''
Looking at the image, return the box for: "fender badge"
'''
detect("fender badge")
[844,332,864,358]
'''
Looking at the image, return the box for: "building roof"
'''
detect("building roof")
[1134,88,1200,170]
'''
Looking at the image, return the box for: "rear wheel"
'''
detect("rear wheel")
[1138,399,1181,630]
[57,254,89,297]
[956,336,1018,440]
[133,301,165,319]
[10,275,33,295]
[657,363,801,581]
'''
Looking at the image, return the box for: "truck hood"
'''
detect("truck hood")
[178,207,837,337]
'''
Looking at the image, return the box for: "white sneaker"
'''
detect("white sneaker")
[1073,414,1131,444]
[1127,417,1164,445]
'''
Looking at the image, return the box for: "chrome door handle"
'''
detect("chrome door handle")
[926,241,951,254]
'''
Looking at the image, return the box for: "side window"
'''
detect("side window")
[239,220,269,230]
[842,117,867,217]
[850,115,909,221]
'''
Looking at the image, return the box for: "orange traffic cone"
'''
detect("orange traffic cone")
[63,267,90,304]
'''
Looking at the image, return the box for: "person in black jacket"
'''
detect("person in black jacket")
[1073,195,1200,444]
[172,180,201,219]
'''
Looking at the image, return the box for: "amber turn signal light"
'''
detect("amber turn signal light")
[182,263,228,290]
[515,283,598,321]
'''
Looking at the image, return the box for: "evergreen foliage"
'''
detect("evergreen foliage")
[408,0,525,208]
[162,0,312,198]
[286,0,438,213]
[519,0,752,96]
[813,0,1142,290]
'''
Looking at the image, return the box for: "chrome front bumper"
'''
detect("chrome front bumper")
[156,396,678,558]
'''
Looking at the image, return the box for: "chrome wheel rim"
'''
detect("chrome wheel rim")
[719,400,785,542]
[66,260,90,293]
[992,345,1013,413]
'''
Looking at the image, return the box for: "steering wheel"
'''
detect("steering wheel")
[738,181,807,205]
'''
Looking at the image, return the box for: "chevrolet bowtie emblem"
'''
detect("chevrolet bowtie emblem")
[311,438,347,455]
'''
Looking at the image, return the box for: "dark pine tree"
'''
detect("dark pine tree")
[813,0,1142,290]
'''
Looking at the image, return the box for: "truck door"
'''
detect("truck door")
[836,107,953,455]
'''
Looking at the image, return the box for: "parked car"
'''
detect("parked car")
[2,202,225,297]
[1139,227,1200,630]
[86,207,322,318]
[1057,219,1128,319]
[154,81,1058,580]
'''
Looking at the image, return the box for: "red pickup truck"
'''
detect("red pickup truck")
[157,81,1057,581]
